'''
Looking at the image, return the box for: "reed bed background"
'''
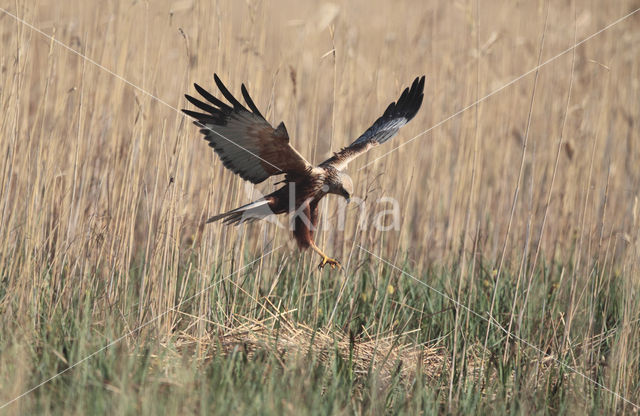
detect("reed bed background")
[1,0,639,413]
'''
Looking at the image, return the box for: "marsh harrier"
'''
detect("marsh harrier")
[183,74,425,269]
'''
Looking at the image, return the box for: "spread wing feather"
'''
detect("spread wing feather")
[183,74,311,184]
[322,76,425,170]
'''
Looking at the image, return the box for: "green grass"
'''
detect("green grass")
[2,247,635,415]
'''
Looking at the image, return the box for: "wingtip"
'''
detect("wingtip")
[193,82,205,94]
[212,73,246,110]
[213,73,223,86]
[182,108,203,119]
[410,75,426,94]
[398,75,425,121]
[413,75,426,92]
[240,83,264,117]
[240,83,250,99]
[193,83,207,96]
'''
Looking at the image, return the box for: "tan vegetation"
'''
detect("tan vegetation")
[1,0,639,413]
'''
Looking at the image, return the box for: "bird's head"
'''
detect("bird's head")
[334,172,353,202]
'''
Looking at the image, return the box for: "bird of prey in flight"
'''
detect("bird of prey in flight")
[183,74,425,269]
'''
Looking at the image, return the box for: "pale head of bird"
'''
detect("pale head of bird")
[326,171,353,202]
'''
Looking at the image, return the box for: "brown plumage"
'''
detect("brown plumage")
[183,74,425,269]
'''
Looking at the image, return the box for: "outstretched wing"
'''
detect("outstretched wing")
[321,76,425,171]
[183,74,312,184]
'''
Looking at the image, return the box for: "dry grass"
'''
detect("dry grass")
[1,0,640,413]
[168,313,447,386]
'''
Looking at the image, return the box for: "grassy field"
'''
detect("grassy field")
[1,0,640,414]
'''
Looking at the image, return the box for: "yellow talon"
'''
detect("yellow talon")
[318,256,341,270]
[310,241,341,270]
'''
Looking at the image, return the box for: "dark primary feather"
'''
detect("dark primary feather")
[322,75,425,170]
[353,75,425,146]
[213,73,247,111]
[241,84,264,118]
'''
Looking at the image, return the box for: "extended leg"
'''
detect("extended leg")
[310,241,341,270]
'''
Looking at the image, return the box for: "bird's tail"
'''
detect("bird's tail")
[206,198,275,226]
